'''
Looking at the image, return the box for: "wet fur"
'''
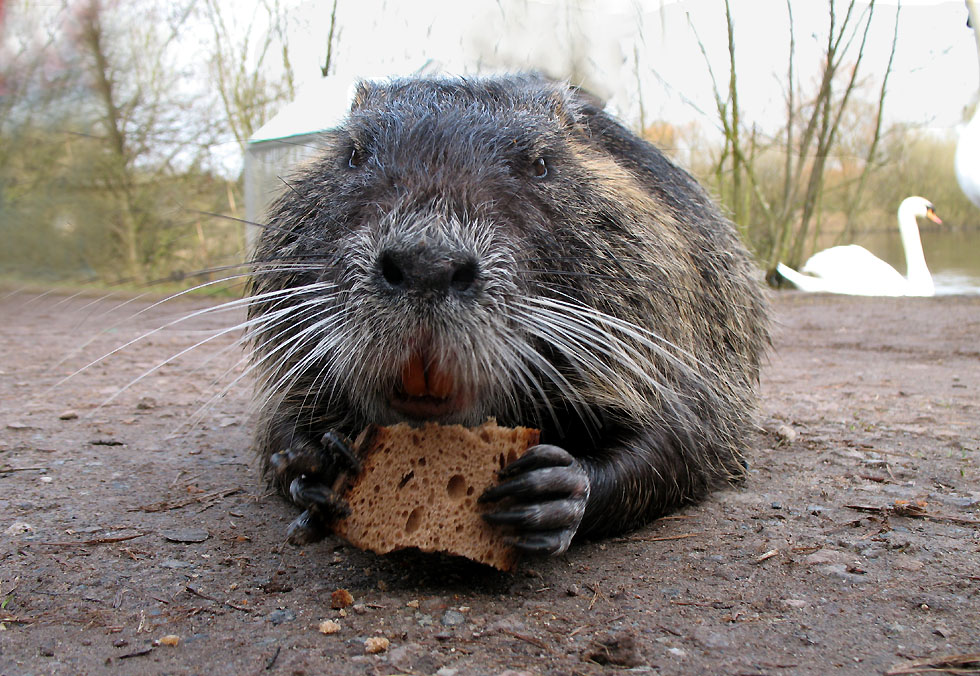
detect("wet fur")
[247,74,769,540]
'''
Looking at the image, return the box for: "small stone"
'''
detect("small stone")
[59,410,79,420]
[161,528,209,543]
[266,609,295,625]
[387,643,423,670]
[159,559,194,569]
[441,610,466,627]
[4,522,33,536]
[697,630,731,650]
[821,563,867,584]
[803,549,851,567]
[892,554,925,572]
[364,636,390,654]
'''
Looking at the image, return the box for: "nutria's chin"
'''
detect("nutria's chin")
[247,73,770,556]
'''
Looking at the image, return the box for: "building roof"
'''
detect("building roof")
[248,76,358,144]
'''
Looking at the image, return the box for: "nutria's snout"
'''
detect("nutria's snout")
[374,240,486,420]
[376,244,481,299]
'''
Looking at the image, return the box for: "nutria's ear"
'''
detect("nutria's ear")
[568,94,645,161]
[351,81,377,111]
[564,83,607,113]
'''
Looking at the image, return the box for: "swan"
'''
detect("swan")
[957,0,980,207]
[776,196,941,297]
[957,106,980,207]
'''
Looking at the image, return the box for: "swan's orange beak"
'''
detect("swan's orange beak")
[926,207,942,224]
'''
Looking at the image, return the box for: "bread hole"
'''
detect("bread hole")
[397,470,415,490]
[404,507,423,533]
[411,432,421,445]
[417,457,426,466]
[446,474,467,500]
[479,429,492,444]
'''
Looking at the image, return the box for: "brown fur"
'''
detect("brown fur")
[247,74,769,545]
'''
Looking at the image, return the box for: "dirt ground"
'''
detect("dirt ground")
[0,287,978,676]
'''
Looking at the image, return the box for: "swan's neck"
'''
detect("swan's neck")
[897,202,933,295]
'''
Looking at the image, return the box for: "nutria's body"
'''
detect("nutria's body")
[248,74,769,555]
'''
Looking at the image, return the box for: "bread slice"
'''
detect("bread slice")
[332,420,539,571]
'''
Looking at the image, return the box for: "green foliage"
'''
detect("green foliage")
[0,116,244,284]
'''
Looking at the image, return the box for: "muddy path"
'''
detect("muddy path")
[1,289,978,675]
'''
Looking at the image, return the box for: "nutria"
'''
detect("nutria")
[247,74,769,556]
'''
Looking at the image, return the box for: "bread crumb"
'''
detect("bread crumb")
[156,635,180,647]
[364,636,390,654]
[330,589,354,609]
[318,620,341,634]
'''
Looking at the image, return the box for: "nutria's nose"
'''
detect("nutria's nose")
[377,247,478,296]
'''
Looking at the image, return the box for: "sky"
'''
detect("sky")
[259,0,979,147]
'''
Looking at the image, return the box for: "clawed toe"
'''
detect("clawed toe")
[480,444,590,556]
[286,509,329,545]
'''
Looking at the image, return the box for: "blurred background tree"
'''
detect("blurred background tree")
[0,0,976,289]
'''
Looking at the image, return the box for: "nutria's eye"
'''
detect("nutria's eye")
[531,157,548,178]
[348,145,366,169]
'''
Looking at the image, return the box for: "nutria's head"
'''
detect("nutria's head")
[248,75,767,443]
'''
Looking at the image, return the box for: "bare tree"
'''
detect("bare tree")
[691,0,901,280]
[69,0,220,283]
[205,0,296,154]
[321,0,340,77]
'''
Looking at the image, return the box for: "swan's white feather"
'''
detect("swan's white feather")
[955,109,980,208]
[777,196,935,297]
[800,245,908,296]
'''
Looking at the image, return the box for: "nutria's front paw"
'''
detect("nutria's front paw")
[478,444,590,556]
[269,432,361,545]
